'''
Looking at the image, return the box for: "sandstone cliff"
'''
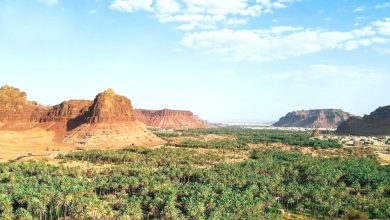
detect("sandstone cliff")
[336,106,390,135]
[82,89,134,123]
[273,109,352,129]
[39,100,93,141]
[63,89,165,147]
[134,109,208,130]
[40,100,92,122]
[0,85,165,147]
[0,85,47,129]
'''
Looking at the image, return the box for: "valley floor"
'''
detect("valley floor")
[0,127,389,219]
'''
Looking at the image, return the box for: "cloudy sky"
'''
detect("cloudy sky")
[0,0,389,123]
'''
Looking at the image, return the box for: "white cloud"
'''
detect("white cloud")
[264,64,388,85]
[373,18,390,36]
[109,0,154,12]
[353,6,366,12]
[108,0,390,62]
[376,2,390,9]
[89,9,97,14]
[382,49,390,54]
[155,0,181,14]
[39,0,58,6]
[181,19,390,61]
[109,0,300,30]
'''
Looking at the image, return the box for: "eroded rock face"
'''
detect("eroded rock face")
[63,89,165,147]
[0,85,47,125]
[40,100,92,122]
[273,109,352,128]
[336,106,390,135]
[83,89,134,123]
[0,85,165,147]
[134,109,208,130]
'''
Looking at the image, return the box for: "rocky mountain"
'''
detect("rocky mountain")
[336,106,390,135]
[40,100,92,123]
[0,86,165,147]
[0,85,48,129]
[273,109,352,128]
[134,109,208,130]
[82,89,134,124]
[63,89,165,147]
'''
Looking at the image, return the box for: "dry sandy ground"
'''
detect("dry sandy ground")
[0,128,73,162]
[0,128,164,162]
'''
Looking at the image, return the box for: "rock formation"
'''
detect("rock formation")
[63,89,165,147]
[134,109,208,130]
[336,106,390,136]
[273,109,352,129]
[39,100,93,141]
[0,85,165,147]
[40,100,92,123]
[0,85,47,129]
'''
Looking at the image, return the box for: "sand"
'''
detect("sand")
[0,128,72,162]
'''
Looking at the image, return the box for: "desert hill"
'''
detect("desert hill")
[0,86,165,147]
[273,109,352,129]
[336,106,390,135]
[63,89,164,147]
[0,85,48,129]
[134,109,209,130]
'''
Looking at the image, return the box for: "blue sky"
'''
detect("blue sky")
[0,0,389,123]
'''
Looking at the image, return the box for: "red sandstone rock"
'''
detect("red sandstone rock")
[40,100,92,122]
[83,89,135,124]
[134,109,209,130]
[0,85,165,147]
[273,109,352,129]
[336,106,390,135]
[0,85,48,129]
[63,89,165,147]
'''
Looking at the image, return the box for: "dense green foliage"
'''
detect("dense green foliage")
[174,139,249,150]
[1,147,389,220]
[159,127,342,149]
[58,147,223,166]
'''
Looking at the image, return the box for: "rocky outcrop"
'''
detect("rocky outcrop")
[82,89,134,123]
[63,89,165,147]
[40,100,92,122]
[0,85,165,147]
[273,109,352,129]
[134,109,208,130]
[0,85,47,129]
[336,106,390,136]
[38,100,93,141]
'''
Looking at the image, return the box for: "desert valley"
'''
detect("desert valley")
[1,0,390,219]
[0,85,389,219]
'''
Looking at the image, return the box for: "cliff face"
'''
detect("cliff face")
[63,89,165,147]
[0,85,165,147]
[40,100,92,122]
[336,106,390,135]
[273,109,352,128]
[134,109,208,130]
[0,85,47,128]
[82,89,134,123]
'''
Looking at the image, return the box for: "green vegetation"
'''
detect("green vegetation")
[175,139,249,150]
[58,147,224,166]
[158,127,342,149]
[1,146,389,219]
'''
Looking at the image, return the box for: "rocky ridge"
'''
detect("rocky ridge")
[0,85,48,129]
[63,89,164,147]
[336,106,390,135]
[0,86,165,147]
[273,109,352,129]
[134,109,208,130]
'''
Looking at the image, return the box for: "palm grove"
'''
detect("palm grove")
[0,128,389,219]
